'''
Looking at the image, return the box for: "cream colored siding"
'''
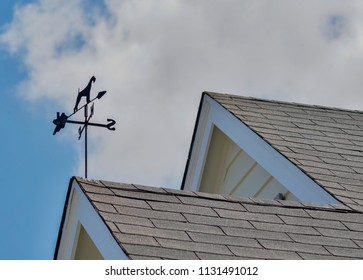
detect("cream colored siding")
[200,126,297,201]
[74,225,104,260]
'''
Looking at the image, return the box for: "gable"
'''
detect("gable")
[182,93,339,205]
[54,179,128,260]
[204,92,363,211]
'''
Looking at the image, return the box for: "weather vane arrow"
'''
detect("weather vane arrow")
[52,76,116,178]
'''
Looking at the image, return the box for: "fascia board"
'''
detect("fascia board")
[182,95,213,191]
[55,180,128,260]
[184,95,340,204]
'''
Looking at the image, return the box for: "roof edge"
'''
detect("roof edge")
[53,176,77,260]
[181,92,208,190]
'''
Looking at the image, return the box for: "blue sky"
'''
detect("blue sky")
[2,0,363,259]
[0,1,80,259]
[0,1,76,259]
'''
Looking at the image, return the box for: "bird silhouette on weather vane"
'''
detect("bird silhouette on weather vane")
[52,76,116,178]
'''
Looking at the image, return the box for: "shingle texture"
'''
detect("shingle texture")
[207,92,363,211]
[76,177,363,260]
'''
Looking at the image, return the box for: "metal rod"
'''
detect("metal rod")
[85,123,88,178]
[84,105,88,178]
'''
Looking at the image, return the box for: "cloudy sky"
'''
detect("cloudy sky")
[2,0,363,259]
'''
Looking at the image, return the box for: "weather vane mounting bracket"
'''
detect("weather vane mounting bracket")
[52,76,116,178]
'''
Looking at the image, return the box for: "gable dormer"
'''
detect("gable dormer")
[182,92,342,204]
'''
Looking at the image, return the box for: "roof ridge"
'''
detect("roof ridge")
[76,177,361,214]
[205,91,363,114]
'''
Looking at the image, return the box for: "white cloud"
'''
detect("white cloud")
[2,0,363,187]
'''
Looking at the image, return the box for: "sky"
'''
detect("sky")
[2,0,363,259]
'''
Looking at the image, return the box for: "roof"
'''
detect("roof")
[206,92,363,211]
[74,177,363,260]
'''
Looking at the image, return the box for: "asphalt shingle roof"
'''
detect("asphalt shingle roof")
[206,92,363,211]
[76,177,363,260]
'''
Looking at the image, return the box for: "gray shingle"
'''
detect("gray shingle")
[195,252,247,260]
[151,219,224,235]
[288,233,358,248]
[101,212,153,227]
[116,223,191,241]
[354,240,363,249]
[101,180,137,190]
[222,226,292,241]
[312,120,359,131]
[306,209,363,223]
[300,202,335,210]
[177,195,245,211]
[304,132,353,145]
[329,188,363,200]
[279,215,346,230]
[215,208,283,223]
[183,213,253,229]
[258,239,330,255]
[156,238,232,255]
[189,232,262,248]
[321,156,362,168]
[114,233,159,246]
[111,188,180,203]
[325,246,363,258]
[229,246,302,260]
[80,182,114,195]
[93,202,117,213]
[342,152,363,163]
[105,221,119,233]
[129,255,163,260]
[343,221,363,232]
[243,203,309,217]
[296,159,354,174]
[114,205,186,222]
[249,197,282,206]
[148,201,218,216]
[250,221,320,235]
[297,253,355,260]
[195,191,227,200]
[282,134,334,148]
[87,193,151,209]
[350,203,363,212]
[162,187,198,196]
[122,244,199,260]
[133,184,167,193]
[316,227,363,240]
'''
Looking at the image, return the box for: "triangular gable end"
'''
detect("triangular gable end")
[54,178,128,260]
[182,93,340,204]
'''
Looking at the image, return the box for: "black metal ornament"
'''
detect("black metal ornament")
[52,76,116,178]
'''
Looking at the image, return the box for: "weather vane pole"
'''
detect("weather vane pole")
[52,76,116,178]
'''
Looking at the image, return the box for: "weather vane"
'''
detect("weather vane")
[52,76,116,178]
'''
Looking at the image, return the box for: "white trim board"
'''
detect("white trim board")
[183,94,340,204]
[55,180,128,260]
